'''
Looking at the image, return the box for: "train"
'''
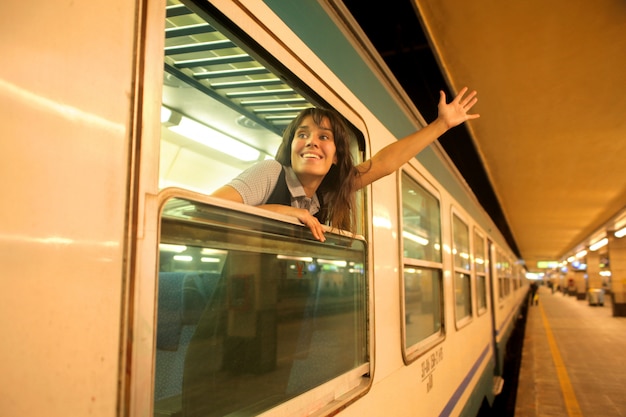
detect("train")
[1,1,528,416]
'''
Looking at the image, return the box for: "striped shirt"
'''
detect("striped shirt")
[227,159,321,215]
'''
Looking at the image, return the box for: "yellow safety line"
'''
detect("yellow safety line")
[539,302,584,417]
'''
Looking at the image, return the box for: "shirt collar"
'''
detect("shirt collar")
[284,166,320,213]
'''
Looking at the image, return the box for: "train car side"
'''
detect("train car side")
[1,1,529,417]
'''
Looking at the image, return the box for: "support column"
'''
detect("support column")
[587,250,602,290]
[586,249,605,305]
[573,269,587,300]
[607,232,626,316]
[566,268,576,296]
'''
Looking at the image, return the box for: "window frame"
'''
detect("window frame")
[398,169,446,364]
[154,189,371,417]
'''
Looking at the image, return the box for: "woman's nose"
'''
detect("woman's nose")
[305,135,319,146]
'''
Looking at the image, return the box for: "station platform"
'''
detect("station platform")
[514,285,626,417]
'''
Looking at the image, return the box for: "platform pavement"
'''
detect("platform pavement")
[514,285,626,417]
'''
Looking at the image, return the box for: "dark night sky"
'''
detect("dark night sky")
[342,0,519,256]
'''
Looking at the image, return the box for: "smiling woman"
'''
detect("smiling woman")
[212,89,479,242]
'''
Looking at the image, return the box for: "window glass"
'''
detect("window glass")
[473,230,487,313]
[497,251,504,301]
[401,174,441,263]
[454,273,472,320]
[400,172,443,358]
[452,214,471,322]
[473,231,486,275]
[154,198,368,416]
[452,214,470,270]
[404,267,442,346]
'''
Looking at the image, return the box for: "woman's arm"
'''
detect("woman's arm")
[354,87,479,189]
[211,186,327,242]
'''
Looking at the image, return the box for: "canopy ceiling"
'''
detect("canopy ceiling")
[413,0,626,272]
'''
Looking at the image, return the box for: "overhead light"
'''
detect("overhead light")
[589,238,608,251]
[615,227,626,238]
[159,243,187,253]
[163,106,261,161]
[200,257,220,263]
[402,231,429,246]
[575,250,587,258]
[161,106,172,123]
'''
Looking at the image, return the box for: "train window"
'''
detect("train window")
[159,0,364,228]
[155,196,368,416]
[473,229,488,314]
[155,1,370,415]
[452,214,472,325]
[400,172,444,360]
[496,251,512,299]
[496,250,504,301]
[401,174,441,263]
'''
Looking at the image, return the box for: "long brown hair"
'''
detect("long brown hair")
[275,107,358,232]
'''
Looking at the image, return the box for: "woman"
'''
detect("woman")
[211,87,479,241]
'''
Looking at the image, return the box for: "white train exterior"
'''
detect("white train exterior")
[1,1,527,416]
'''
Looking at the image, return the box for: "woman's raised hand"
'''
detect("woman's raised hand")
[437,87,480,129]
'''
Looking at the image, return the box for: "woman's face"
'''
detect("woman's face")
[290,115,338,182]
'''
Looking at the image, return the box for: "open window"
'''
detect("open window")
[154,1,370,415]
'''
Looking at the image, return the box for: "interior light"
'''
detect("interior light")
[317,259,347,267]
[159,243,187,253]
[589,238,608,251]
[201,248,227,255]
[161,106,261,162]
[402,231,429,246]
[167,113,261,161]
[615,227,626,238]
[200,257,220,263]
[161,106,172,123]
[276,255,314,262]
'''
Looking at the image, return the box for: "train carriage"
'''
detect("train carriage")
[1,1,527,416]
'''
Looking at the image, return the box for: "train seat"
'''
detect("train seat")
[154,272,220,403]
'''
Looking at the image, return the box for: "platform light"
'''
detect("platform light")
[575,250,587,258]
[615,227,626,238]
[589,238,608,251]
